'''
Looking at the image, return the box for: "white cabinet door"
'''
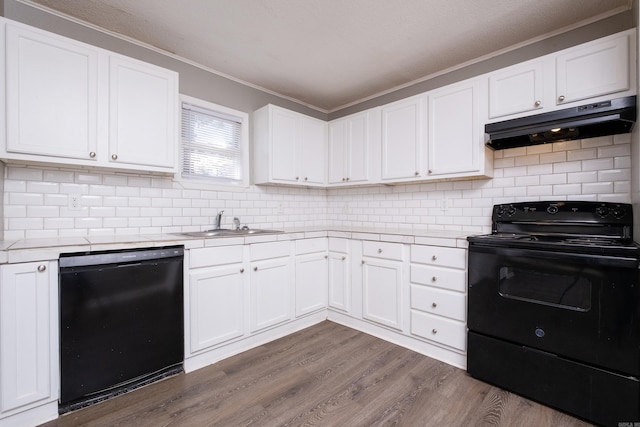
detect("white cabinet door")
[381,95,425,181]
[250,257,293,332]
[109,55,178,170]
[0,261,57,414]
[328,251,350,313]
[295,252,328,317]
[300,116,327,184]
[270,107,300,183]
[189,264,245,353]
[328,110,371,185]
[488,60,545,118]
[428,80,480,176]
[556,32,630,105]
[253,105,327,186]
[362,257,403,330]
[5,23,99,161]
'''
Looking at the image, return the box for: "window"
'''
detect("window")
[180,95,249,187]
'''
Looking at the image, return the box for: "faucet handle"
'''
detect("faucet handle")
[233,217,241,230]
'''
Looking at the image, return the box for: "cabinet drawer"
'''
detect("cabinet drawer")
[329,237,349,253]
[251,241,290,261]
[411,310,466,351]
[411,264,465,292]
[411,284,465,321]
[363,241,403,260]
[295,238,327,255]
[411,245,465,269]
[190,245,243,269]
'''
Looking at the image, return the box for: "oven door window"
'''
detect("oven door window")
[498,265,591,311]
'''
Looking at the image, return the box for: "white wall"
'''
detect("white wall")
[3,133,631,240]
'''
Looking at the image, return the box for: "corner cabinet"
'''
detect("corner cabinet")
[0,261,58,426]
[1,18,179,173]
[328,108,381,186]
[253,104,327,186]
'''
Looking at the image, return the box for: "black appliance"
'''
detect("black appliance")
[467,201,640,427]
[59,246,184,413]
[485,95,636,150]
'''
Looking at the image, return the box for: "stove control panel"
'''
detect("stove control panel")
[492,201,633,225]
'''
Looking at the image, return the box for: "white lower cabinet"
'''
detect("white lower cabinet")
[410,245,467,352]
[361,241,405,331]
[188,246,246,354]
[249,241,294,332]
[0,261,58,425]
[295,238,328,317]
[328,238,351,313]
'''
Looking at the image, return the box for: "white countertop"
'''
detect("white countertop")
[0,227,475,264]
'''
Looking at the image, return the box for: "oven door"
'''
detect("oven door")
[468,242,640,376]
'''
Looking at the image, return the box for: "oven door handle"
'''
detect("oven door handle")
[469,243,638,269]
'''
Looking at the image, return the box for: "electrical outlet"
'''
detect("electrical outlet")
[69,194,81,211]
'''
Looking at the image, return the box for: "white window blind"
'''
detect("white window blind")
[181,102,244,183]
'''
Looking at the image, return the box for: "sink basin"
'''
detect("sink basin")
[175,229,284,238]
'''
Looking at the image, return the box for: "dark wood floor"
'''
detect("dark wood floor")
[42,321,592,427]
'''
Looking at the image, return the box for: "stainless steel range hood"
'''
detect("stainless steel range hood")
[485,96,636,150]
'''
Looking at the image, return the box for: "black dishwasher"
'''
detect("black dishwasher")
[59,246,184,413]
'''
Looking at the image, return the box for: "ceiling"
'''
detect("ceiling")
[24,0,633,112]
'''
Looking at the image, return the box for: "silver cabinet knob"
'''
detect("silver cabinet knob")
[558,95,565,102]
[431,302,437,308]
[253,266,258,271]
[431,276,437,282]
[324,255,328,259]
[361,260,365,265]
[341,256,346,261]
[240,268,244,273]
[428,170,433,174]
[534,100,541,107]
[295,176,299,181]
[432,329,438,334]
[37,264,46,272]
[342,178,346,182]
[415,171,419,176]
[89,152,96,158]
[111,154,118,160]
[378,248,383,254]
[304,177,308,181]
[432,255,437,261]
[345,177,350,181]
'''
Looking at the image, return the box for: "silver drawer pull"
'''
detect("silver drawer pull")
[253,266,258,271]
[89,151,96,158]
[37,264,46,272]
[378,248,382,254]
[432,255,437,261]
[111,154,118,160]
[341,256,346,261]
[432,328,438,334]
[431,302,437,308]
[431,276,437,282]
[240,268,244,273]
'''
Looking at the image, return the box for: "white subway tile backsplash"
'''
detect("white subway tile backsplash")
[2,135,633,237]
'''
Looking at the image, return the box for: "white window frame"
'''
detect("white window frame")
[177,94,250,189]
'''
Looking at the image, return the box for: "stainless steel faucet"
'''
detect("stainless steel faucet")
[214,210,224,229]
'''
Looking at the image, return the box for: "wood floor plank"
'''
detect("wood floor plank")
[41,321,594,427]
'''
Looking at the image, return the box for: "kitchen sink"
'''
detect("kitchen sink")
[175,228,284,238]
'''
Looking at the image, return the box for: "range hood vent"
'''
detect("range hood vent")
[485,96,636,150]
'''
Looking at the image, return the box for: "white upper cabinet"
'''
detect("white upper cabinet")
[1,18,179,173]
[328,108,381,186]
[253,104,327,186]
[4,22,100,162]
[488,60,545,119]
[108,55,178,170]
[380,94,426,182]
[487,29,635,122]
[428,79,484,177]
[556,32,630,105]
